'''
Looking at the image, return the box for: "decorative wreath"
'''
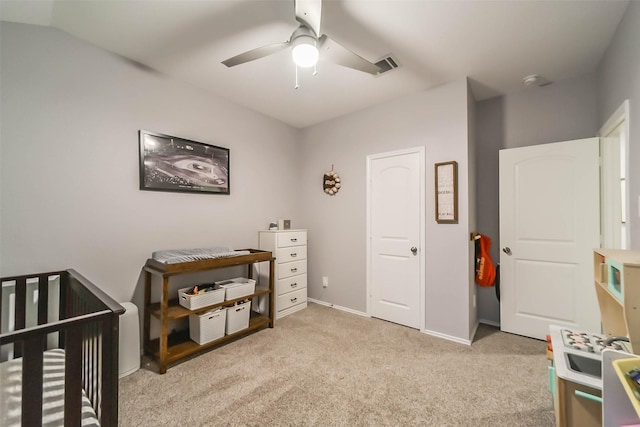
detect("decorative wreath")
[323,167,341,196]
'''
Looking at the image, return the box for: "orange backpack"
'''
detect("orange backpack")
[475,235,496,287]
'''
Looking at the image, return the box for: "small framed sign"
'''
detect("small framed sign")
[435,161,458,223]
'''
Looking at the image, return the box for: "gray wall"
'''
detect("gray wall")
[1,22,477,343]
[0,23,301,302]
[474,73,599,324]
[299,80,476,343]
[475,0,640,324]
[5,2,637,340]
[597,0,640,250]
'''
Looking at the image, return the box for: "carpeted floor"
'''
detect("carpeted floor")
[119,303,555,426]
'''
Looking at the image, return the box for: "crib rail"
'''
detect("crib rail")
[0,269,124,427]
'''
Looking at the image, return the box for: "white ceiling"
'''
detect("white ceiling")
[1,0,629,128]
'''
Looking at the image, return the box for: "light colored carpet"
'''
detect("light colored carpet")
[119,303,555,426]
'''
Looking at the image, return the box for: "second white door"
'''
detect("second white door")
[368,147,424,329]
[499,138,601,339]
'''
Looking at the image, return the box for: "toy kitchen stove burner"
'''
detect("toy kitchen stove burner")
[561,328,630,355]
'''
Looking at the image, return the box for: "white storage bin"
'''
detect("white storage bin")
[178,286,225,310]
[189,308,226,345]
[215,277,256,301]
[226,301,251,334]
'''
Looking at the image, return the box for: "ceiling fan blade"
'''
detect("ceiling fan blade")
[318,35,381,75]
[294,0,322,36]
[222,42,289,67]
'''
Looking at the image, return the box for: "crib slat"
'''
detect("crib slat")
[38,274,49,325]
[88,323,96,409]
[14,277,27,330]
[22,335,45,426]
[100,314,119,426]
[14,277,27,358]
[64,324,83,427]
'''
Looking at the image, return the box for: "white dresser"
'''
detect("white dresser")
[259,229,307,319]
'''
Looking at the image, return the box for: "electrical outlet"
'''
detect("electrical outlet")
[322,276,328,288]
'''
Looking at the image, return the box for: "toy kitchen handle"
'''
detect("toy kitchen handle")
[574,390,602,404]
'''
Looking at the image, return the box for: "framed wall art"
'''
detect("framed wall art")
[139,130,230,195]
[435,161,458,223]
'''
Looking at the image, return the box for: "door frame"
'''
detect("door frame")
[598,99,630,249]
[365,146,426,330]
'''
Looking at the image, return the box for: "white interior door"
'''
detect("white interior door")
[367,147,424,329]
[499,138,601,339]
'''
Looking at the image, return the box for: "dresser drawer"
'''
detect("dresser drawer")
[276,231,307,248]
[277,260,307,280]
[277,288,307,312]
[277,274,307,296]
[276,246,307,264]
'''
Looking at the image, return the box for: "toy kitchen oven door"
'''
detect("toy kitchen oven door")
[548,248,640,427]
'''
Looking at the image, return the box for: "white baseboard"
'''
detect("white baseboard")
[307,298,369,318]
[421,328,472,346]
[309,299,483,345]
[479,319,500,327]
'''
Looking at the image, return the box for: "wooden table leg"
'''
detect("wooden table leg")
[143,271,151,356]
[159,276,169,374]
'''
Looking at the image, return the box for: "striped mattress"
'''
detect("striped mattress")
[152,246,250,264]
[0,349,100,427]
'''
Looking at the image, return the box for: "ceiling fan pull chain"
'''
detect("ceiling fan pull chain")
[295,64,300,89]
[313,63,318,76]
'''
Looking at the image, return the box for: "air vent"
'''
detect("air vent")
[374,55,399,74]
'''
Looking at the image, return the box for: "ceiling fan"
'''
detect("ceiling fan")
[221,0,381,75]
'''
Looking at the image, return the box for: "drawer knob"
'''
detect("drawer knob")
[291,253,297,257]
[291,267,298,273]
[290,283,297,288]
[291,297,297,303]
[291,238,297,242]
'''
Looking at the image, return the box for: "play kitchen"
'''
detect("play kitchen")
[548,249,640,426]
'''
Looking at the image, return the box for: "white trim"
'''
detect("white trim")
[307,298,369,317]
[366,146,426,330]
[599,100,629,137]
[598,99,630,249]
[309,299,480,344]
[421,328,472,346]
[479,318,500,327]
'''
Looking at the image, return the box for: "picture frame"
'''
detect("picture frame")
[139,130,230,195]
[435,161,458,223]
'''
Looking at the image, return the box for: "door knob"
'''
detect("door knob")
[503,247,512,255]
[411,247,418,255]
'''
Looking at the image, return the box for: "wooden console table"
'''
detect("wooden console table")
[143,249,275,374]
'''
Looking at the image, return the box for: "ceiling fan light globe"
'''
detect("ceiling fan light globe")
[292,38,318,67]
